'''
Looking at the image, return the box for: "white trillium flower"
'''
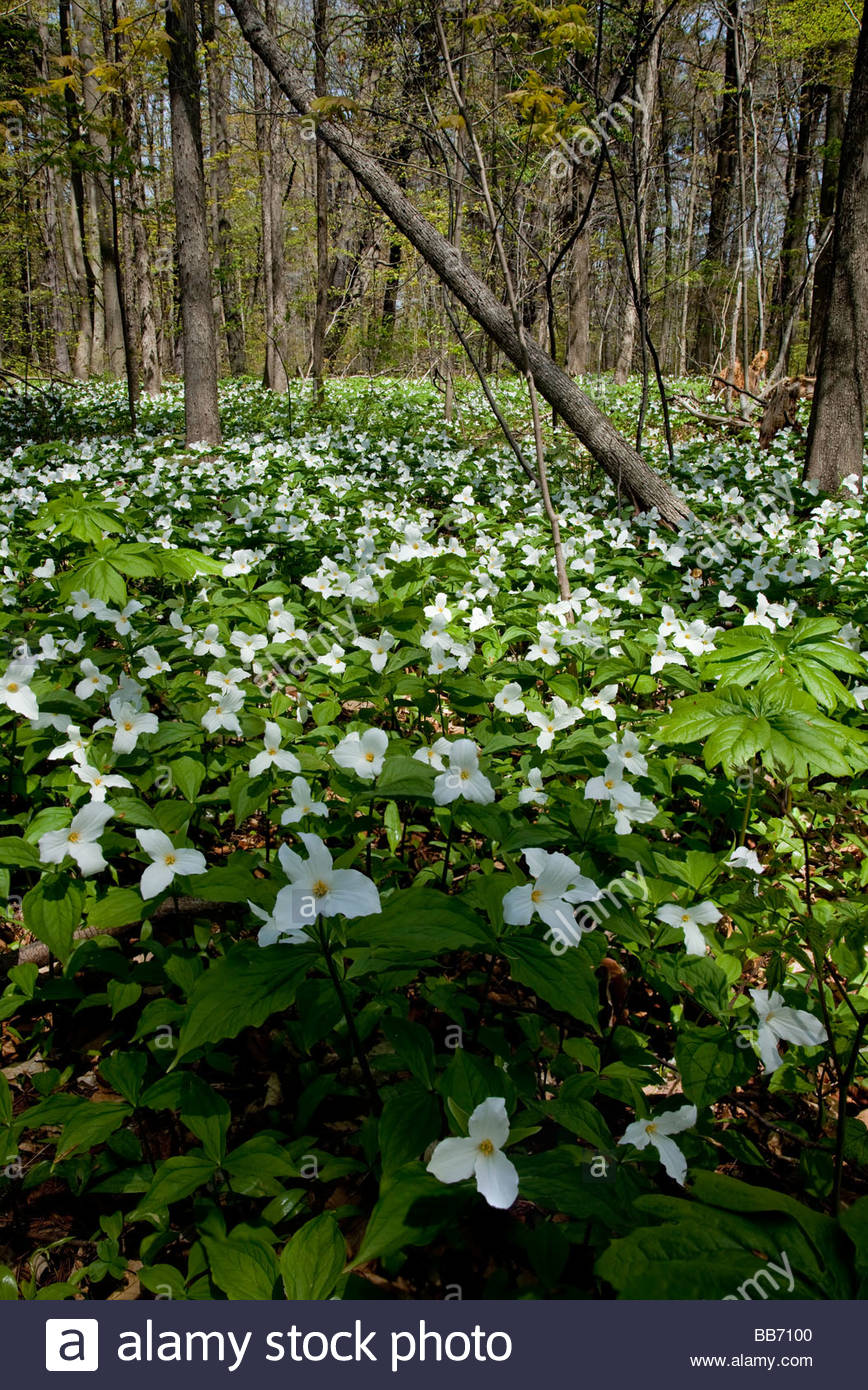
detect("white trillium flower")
[518,767,548,805]
[493,681,525,716]
[319,643,347,674]
[526,634,559,666]
[109,702,159,754]
[75,658,112,700]
[280,776,329,824]
[48,724,89,763]
[223,548,259,577]
[727,846,765,874]
[249,721,302,777]
[585,772,636,805]
[750,989,827,1074]
[0,662,39,720]
[68,589,109,622]
[249,900,309,948]
[423,592,452,622]
[612,793,657,835]
[503,847,600,937]
[433,738,494,805]
[73,762,133,801]
[136,829,207,899]
[137,645,171,679]
[333,727,388,781]
[202,685,244,735]
[194,624,227,658]
[427,1097,518,1209]
[619,1104,697,1186]
[468,605,494,632]
[656,900,721,956]
[354,630,396,673]
[606,731,648,778]
[230,630,268,664]
[414,744,446,771]
[582,683,619,719]
[427,642,457,676]
[270,832,381,931]
[206,667,247,695]
[105,600,144,638]
[39,802,113,876]
[527,696,580,751]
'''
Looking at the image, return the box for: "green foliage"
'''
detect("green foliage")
[0,379,865,1303]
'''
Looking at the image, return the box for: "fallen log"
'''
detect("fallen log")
[0,897,238,975]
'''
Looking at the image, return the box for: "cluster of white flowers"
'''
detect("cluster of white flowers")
[584,731,656,835]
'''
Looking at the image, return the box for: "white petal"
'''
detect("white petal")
[140,860,175,899]
[770,1006,827,1050]
[682,919,708,956]
[321,870,381,920]
[501,883,534,926]
[474,1149,519,1208]
[72,801,114,839]
[173,849,206,877]
[651,1133,689,1186]
[72,841,107,876]
[468,1097,510,1148]
[39,829,70,864]
[136,827,173,859]
[427,1137,478,1184]
[758,1022,783,1074]
[653,1104,697,1136]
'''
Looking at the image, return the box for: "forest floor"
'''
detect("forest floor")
[0,375,865,1301]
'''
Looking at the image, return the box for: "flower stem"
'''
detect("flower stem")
[318,918,380,1113]
[441,809,455,890]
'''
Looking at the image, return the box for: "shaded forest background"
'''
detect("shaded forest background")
[0,0,860,399]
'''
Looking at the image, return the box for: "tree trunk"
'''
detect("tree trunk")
[166,0,222,444]
[227,0,690,523]
[614,18,659,384]
[59,0,94,377]
[252,53,276,386]
[73,0,125,376]
[120,61,162,396]
[803,14,868,492]
[38,22,71,375]
[769,76,821,371]
[203,0,247,375]
[697,13,738,368]
[806,82,845,378]
[677,122,700,377]
[311,0,328,403]
[565,165,590,376]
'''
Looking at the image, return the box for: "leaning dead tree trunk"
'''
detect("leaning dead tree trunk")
[226,0,690,525]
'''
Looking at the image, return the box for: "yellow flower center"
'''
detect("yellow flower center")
[7,682,18,692]
[645,1122,657,1135]
[164,854,176,866]
[460,769,469,780]
[365,751,375,762]
[312,879,329,898]
[531,888,543,903]
[68,831,80,843]
[267,747,278,756]
[124,722,133,731]
[681,913,690,923]
[477,1139,495,1156]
